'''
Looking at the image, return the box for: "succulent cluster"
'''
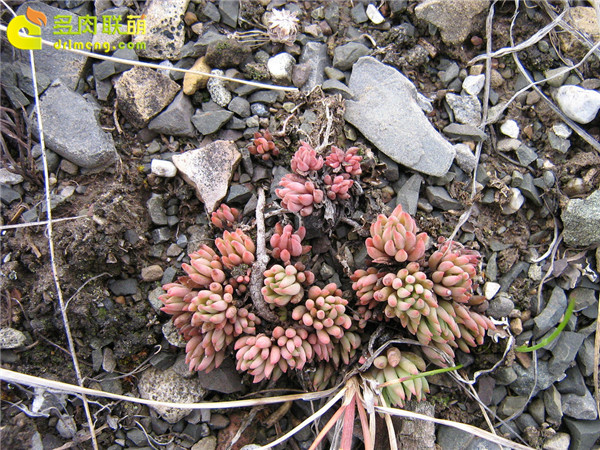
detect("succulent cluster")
[158,140,496,407]
[248,129,280,160]
[351,204,495,373]
[276,142,363,217]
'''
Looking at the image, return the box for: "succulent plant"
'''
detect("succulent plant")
[185,333,228,372]
[350,268,386,309]
[261,262,315,306]
[325,146,362,176]
[228,267,251,294]
[292,284,353,344]
[352,305,387,329]
[369,347,430,407]
[188,283,237,328]
[452,302,496,352]
[366,204,429,264]
[234,328,313,383]
[331,331,362,367]
[211,204,241,230]
[309,362,336,391]
[266,8,299,45]
[323,173,354,201]
[248,129,279,160]
[428,238,481,303]
[269,223,311,264]
[276,173,324,216]
[181,245,227,288]
[215,229,256,269]
[375,262,438,334]
[159,280,197,317]
[290,141,324,175]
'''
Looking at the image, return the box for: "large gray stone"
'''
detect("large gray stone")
[33,82,117,168]
[219,0,239,28]
[138,366,206,423]
[115,66,180,128]
[333,42,370,71]
[148,92,196,137]
[510,360,557,397]
[299,42,330,92]
[414,0,489,45]
[172,141,241,213]
[345,57,455,177]
[16,2,90,90]
[562,189,600,247]
[132,0,190,59]
[191,110,233,135]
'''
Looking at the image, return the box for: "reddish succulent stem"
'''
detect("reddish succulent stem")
[249,187,279,323]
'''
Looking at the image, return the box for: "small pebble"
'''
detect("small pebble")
[151,160,177,177]
[484,282,501,300]
[141,265,164,282]
[366,4,385,24]
[500,188,524,215]
[462,74,485,96]
[552,122,572,139]
[510,318,523,335]
[500,120,520,139]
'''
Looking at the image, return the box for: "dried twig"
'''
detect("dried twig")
[249,187,279,322]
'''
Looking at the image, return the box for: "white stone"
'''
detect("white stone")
[0,168,24,185]
[366,4,385,24]
[553,122,572,139]
[484,282,501,300]
[267,52,295,83]
[555,85,600,124]
[151,159,177,177]
[501,188,525,215]
[542,432,570,450]
[0,328,27,349]
[500,120,520,139]
[453,143,477,172]
[462,74,485,96]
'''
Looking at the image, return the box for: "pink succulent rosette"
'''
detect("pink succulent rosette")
[269,223,311,264]
[366,204,429,264]
[276,173,325,217]
[215,229,256,269]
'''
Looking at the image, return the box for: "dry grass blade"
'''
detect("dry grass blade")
[0,214,90,231]
[375,405,534,450]
[0,367,339,409]
[594,299,600,415]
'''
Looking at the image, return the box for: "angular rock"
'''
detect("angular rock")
[563,418,600,450]
[443,123,487,141]
[345,57,455,177]
[16,2,90,90]
[108,278,138,296]
[542,432,570,450]
[322,79,353,99]
[228,96,250,117]
[486,294,514,319]
[425,186,462,210]
[534,286,567,335]
[148,92,196,137]
[415,0,489,45]
[562,390,599,420]
[132,0,189,59]
[172,141,241,213]
[205,39,250,69]
[544,384,563,423]
[463,74,485,96]
[299,42,330,92]
[183,56,211,95]
[333,42,370,71]
[191,110,233,135]
[115,67,180,128]
[147,194,168,225]
[555,85,600,124]
[34,82,117,169]
[219,0,239,28]
[394,175,423,216]
[562,189,600,247]
[446,93,481,126]
[557,366,587,396]
[0,168,23,186]
[548,331,585,377]
[195,358,242,394]
[267,53,295,84]
[0,328,27,349]
[138,366,206,423]
[510,360,557,397]
[577,335,597,376]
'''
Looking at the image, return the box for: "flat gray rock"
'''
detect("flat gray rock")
[172,141,241,213]
[138,366,206,423]
[562,390,599,420]
[132,0,189,59]
[563,418,600,450]
[345,57,455,177]
[562,189,600,247]
[148,92,196,137]
[299,42,330,92]
[548,331,585,377]
[33,82,117,169]
[115,66,180,128]
[191,110,233,135]
[414,0,488,45]
[16,2,90,90]
[534,286,567,336]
